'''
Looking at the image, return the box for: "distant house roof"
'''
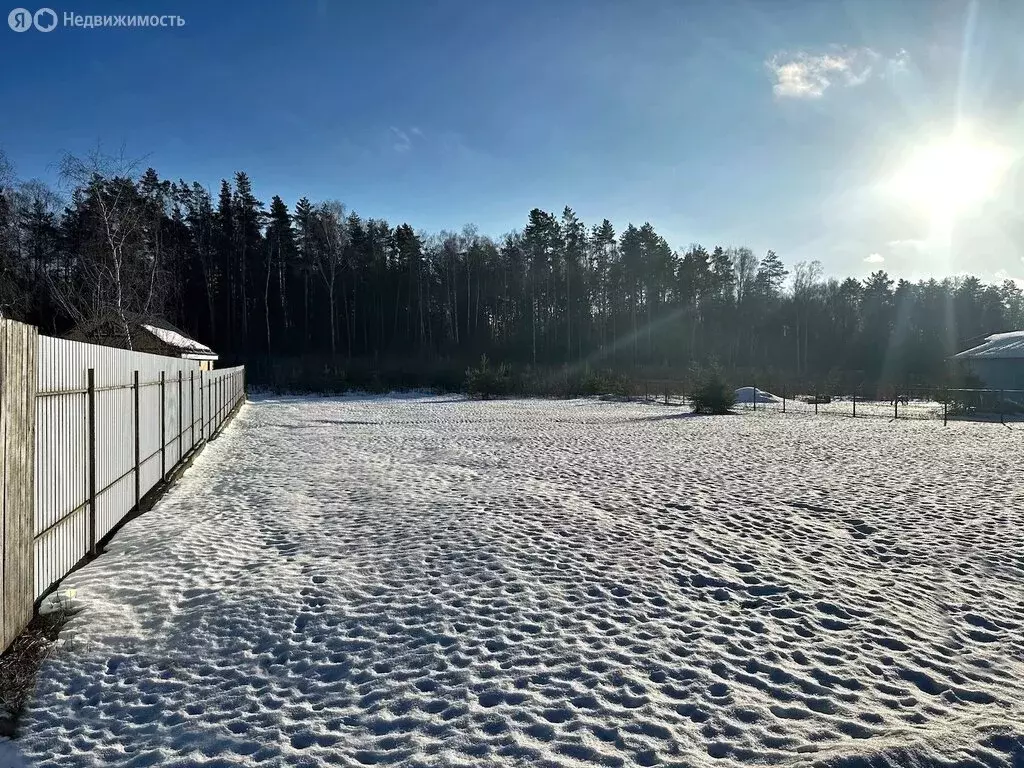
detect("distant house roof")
[65,313,218,361]
[953,331,1024,360]
[140,321,217,360]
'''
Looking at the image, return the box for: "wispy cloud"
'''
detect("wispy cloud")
[766,47,909,99]
[864,253,885,264]
[887,238,929,256]
[389,126,420,153]
[887,50,910,75]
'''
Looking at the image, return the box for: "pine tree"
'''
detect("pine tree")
[265,195,295,354]
[293,197,315,352]
[231,171,265,352]
[215,179,234,348]
[590,219,616,354]
[2,153,1021,393]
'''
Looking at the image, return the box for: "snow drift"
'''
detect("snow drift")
[734,386,780,403]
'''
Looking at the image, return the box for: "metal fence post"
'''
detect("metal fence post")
[753,383,757,413]
[87,368,97,556]
[943,389,948,427]
[177,369,183,462]
[1000,389,1005,425]
[894,391,899,420]
[852,390,856,418]
[160,371,166,481]
[133,370,140,510]
[814,395,818,415]
[190,370,195,449]
[782,384,786,414]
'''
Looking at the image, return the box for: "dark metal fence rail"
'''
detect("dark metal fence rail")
[34,333,245,602]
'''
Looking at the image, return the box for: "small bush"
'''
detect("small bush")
[691,374,735,415]
[464,355,512,399]
[579,369,633,398]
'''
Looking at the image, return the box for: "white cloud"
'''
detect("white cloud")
[864,253,885,264]
[766,47,908,99]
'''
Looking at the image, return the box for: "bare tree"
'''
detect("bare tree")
[58,147,151,347]
[311,201,348,357]
[0,150,16,320]
[0,150,13,191]
[791,260,823,375]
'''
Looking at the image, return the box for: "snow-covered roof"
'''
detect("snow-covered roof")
[142,323,218,359]
[953,330,1024,360]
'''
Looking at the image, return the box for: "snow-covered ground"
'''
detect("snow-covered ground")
[11,396,1024,767]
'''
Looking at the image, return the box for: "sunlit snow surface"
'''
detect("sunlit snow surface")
[13,396,1024,768]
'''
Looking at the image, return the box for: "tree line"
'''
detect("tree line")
[1,150,1021,391]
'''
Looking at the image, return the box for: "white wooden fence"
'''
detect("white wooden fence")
[1,320,245,653]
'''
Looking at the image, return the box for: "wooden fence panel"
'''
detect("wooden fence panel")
[1,319,37,654]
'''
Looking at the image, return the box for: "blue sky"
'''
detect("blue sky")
[2,0,1022,283]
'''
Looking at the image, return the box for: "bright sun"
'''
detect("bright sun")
[885,129,1012,220]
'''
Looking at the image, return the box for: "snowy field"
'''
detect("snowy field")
[11,396,1024,767]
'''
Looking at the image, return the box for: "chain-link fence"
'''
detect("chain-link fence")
[633,381,1024,425]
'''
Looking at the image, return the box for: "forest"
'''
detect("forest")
[1,150,1021,393]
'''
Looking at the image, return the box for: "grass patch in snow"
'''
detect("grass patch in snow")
[0,592,76,737]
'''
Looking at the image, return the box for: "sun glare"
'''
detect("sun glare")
[885,129,1012,220]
